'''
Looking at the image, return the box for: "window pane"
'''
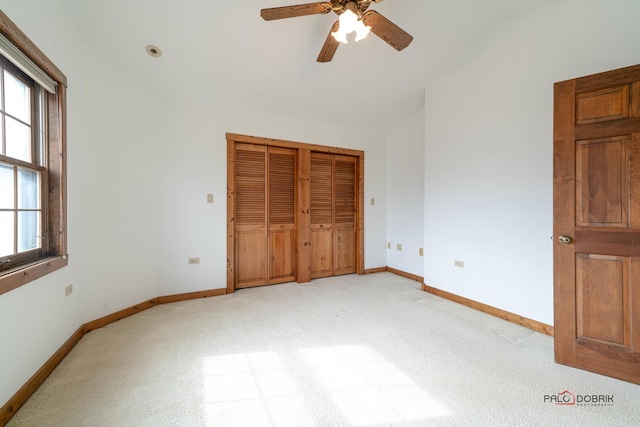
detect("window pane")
[4,70,31,124]
[17,168,40,209]
[0,211,14,257]
[17,210,40,252]
[5,116,31,162]
[0,163,14,208]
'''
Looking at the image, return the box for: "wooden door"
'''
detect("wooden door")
[310,153,334,278]
[234,143,296,289]
[235,144,267,288]
[310,153,357,278]
[554,64,640,384]
[334,156,357,275]
[268,147,297,284]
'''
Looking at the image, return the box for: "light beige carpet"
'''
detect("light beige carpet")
[8,273,640,426]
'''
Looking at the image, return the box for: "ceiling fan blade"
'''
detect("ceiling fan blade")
[317,21,340,63]
[261,2,333,21]
[363,10,413,51]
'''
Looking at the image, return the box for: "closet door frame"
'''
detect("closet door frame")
[227,133,364,293]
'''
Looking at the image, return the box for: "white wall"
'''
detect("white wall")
[423,0,640,325]
[0,0,166,405]
[386,105,425,277]
[0,0,387,406]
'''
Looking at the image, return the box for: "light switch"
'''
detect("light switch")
[207,194,214,204]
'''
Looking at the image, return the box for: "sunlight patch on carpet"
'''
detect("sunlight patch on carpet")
[202,351,314,426]
[299,345,452,425]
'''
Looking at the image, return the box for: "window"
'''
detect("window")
[0,11,67,294]
[0,58,44,268]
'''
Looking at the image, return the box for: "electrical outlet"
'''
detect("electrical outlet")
[419,248,424,256]
[65,284,73,297]
[397,243,402,251]
[189,258,200,265]
[207,194,214,204]
[370,198,375,206]
[454,260,464,268]
[387,242,391,249]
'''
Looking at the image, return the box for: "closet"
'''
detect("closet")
[310,153,357,278]
[227,134,363,292]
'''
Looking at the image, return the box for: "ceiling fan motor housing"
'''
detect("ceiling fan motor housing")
[344,1,358,14]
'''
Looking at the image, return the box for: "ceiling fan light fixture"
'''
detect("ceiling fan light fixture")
[354,20,371,42]
[259,1,414,63]
[331,9,370,44]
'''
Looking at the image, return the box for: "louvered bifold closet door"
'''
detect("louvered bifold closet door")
[310,153,334,278]
[235,143,267,288]
[268,148,297,284]
[334,155,357,275]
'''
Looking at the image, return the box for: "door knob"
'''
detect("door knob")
[558,235,572,244]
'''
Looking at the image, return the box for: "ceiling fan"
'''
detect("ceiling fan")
[260,0,413,63]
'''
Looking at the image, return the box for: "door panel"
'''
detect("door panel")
[310,154,333,225]
[311,227,333,278]
[235,144,267,288]
[576,254,630,347]
[334,156,356,275]
[268,148,297,284]
[554,64,640,384]
[311,153,334,279]
[334,227,356,275]
[630,133,640,229]
[334,157,356,225]
[576,137,628,227]
[269,228,296,284]
[236,229,267,288]
[576,86,630,125]
[235,146,266,226]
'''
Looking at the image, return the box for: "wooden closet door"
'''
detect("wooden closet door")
[310,153,334,278]
[235,143,267,288]
[334,155,357,275]
[234,144,297,288]
[227,134,364,292]
[268,147,297,284]
[310,153,357,278]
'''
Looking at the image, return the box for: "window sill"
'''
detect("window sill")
[0,255,69,296]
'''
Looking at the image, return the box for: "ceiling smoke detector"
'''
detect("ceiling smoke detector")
[145,45,162,58]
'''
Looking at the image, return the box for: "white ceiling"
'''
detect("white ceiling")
[59,0,561,132]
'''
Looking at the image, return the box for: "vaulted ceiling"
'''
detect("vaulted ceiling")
[58,0,560,131]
